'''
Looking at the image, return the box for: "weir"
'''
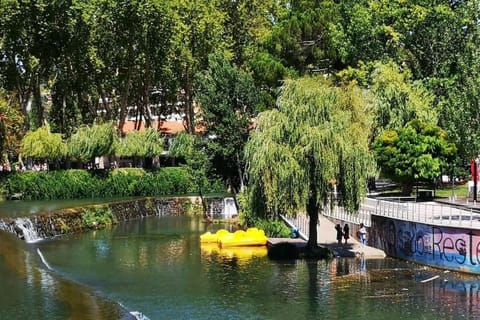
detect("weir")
[0,196,232,242]
[208,197,238,219]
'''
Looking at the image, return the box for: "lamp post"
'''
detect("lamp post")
[475,157,479,202]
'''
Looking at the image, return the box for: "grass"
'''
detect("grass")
[372,182,469,199]
[434,183,468,198]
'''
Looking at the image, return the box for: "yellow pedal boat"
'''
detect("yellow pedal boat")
[218,228,268,248]
[200,228,268,247]
[200,229,230,243]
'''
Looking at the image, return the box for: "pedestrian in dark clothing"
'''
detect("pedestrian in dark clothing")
[335,224,343,245]
[343,224,350,244]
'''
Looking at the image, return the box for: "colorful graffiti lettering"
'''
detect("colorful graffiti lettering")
[371,216,480,273]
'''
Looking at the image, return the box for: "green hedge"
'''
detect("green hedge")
[3,167,225,200]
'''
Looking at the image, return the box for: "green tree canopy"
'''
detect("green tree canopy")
[68,122,116,163]
[370,62,437,133]
[169,131,212,215]
[195,53,260,192]
[0,93,24,162]
[115,128,163,167]
[245,77,374,250]
[372,119,456,194]
[21,125,66,161]
[338,61,438,139]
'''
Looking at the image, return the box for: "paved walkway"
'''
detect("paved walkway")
[269,215,386,259]
[317,215,386,259]
[273,196,480,260]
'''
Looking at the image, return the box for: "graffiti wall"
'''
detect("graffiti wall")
[371,216,480,274]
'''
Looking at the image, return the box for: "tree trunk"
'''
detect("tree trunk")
[236,151,245,192]
[306,155,319,251]
[184,66,195,134]
[401,183,413,196]
[32,76,44,127]
[306,190,319,251]
[118,64,132,135]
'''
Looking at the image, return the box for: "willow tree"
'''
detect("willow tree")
[245,77,374,250]
[115,128,163,168]
[68,122,116,166]
[21,125,67,168]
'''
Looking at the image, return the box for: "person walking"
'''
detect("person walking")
[335,224,343,245]
[359,223,367,247]
[343,224,350,244]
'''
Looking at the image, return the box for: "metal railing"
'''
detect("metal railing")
[325,197,480,229]
[281,197,480,242]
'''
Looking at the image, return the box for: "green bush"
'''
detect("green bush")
[253,219,291,238]
[3,167,226,200]
[81,207,116,229]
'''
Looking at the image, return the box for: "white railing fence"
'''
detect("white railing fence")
[325,197,480,229]
[284,197,480,240]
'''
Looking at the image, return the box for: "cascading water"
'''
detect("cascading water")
[207,197,238,219]
[222,197,237,218]
[14,217,42,243]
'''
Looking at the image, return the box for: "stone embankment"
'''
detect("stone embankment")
[0,197,207,241]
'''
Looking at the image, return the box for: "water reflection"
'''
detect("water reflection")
[0,230,133,319]
[3,213,480,319]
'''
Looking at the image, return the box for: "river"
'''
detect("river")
[1,202,480,319]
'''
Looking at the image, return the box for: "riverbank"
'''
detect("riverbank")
[0,196,217,242]
[268,214,386,259]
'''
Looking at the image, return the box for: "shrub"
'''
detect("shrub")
[81,207,116,229]
[3,167,226,200]
[253,219,291,238]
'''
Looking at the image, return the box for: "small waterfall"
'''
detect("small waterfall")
[154,201,171,216]
[222,197,237,218]
[15,217,42,243]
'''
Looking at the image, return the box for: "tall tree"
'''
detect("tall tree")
[218,0,275,67]
[245,77,374,251]
[263,1,339,75]
[169,131,211,216]
[195,53,259,192]
[0,0,54,129]
[169,0,225,134]
[369,61,437,137]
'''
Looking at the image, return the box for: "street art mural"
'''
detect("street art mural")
[371,216,480,274]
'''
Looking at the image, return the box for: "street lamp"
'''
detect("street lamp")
[474,157,480,202]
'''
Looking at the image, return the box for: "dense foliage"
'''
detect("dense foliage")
[68,123,116,163]
[1,0,479,208]
[81,207,116,230]
[4,168,224,200]
[114,128,163,168]
[0,93,23,162]
[195,53,260,191]
[372,120,456,194]
[245,77,374,249]
[21,126,66,163]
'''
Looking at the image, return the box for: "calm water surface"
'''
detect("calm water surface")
[2,213,480,319]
